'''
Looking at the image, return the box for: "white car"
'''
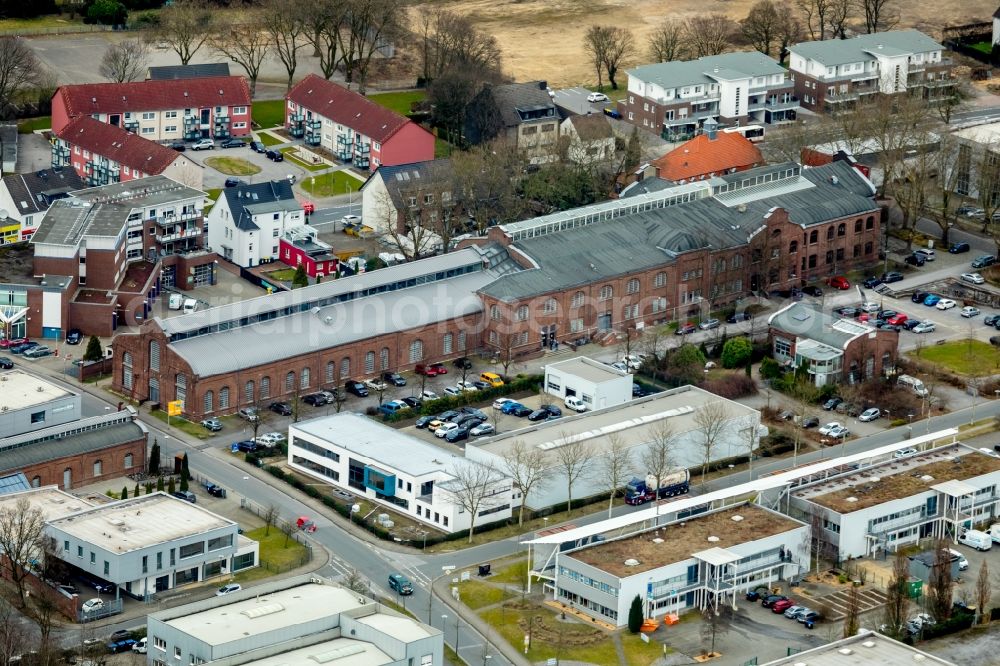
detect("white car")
[961,272,985,285]
[860,301,880,313]
[818,422,843,435]
[858,407,881,422]
[470,422,495,437]
[912,321,936,333]
[493,397,514,410]
[935,299,957,310]
[894,447,918,459]
[420,389,438,400]
[81,598,104,613]
[961,306,981,318]
[564,396,587,412]
[364,378,387,391]
[827,426,850,438]
[948,549,969,571]
[456,380,479,392]
[434,422,459,438]
[254,432,285,446]
[586,92,609,103]
[191,138,215,150]
[216,583,242,596]
[622,354,646,370]
[443,386,462,397]
[914,248,935,261]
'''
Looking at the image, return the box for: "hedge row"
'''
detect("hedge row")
[918,607,975,641]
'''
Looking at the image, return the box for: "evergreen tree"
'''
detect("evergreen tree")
[625,127,641,172]
[168,477,176,494]
[292,265,309,288]
[627,594,643,633]
[121,486,128,500]
[145,482,153,494]
[149,440,161,475]
[179,475,189,492]
[181,453,190,482]
[134,483,140,497]
[315,274,322,284]
[83,335,103,362]
[156,477,165,492]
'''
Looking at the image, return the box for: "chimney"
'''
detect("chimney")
[704,117,718,141]
[538,81,547,90]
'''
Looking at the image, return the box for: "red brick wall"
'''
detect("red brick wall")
[5,436,146,490]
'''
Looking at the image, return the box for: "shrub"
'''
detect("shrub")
[628,595,643,633]
[721,337,753,369]
[699,372,757,399]
[760,357,782,380]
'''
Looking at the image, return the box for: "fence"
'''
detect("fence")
[238,496,314,572]
[0,24,112,37]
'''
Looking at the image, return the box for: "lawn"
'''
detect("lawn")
[265,268,297,281]
[203,157,262,176]
[150,409,212,440]
[17,116,50,134]
[970,41,993,56]
[0,14,85,30]
[455,579,513,610]
[243,526,309,570]
[301,170,366,197]
[490,559,529,585]
[252,100,286,129]
[280,148,328,172]
[257,132,284,147]
[203,188,223,214]
[434,138,452,158]
[911,339,1000,376]
[368,90,425,116]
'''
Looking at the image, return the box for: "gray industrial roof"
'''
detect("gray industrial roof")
[170,270,494,376]
[628,52,786,90]
[760,630,953,665]
[70,175,203,206]
[1,125,16,166]
[0,422,144,473]
[31,199,129,246]
[768,302,873,350]
[790,29,943,67]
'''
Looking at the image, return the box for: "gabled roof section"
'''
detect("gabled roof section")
[55,116,183,176]
[221,181,298,232]
[286,74,415,143]
[489,81,558,128]
[767,302,874,350]
[628,51,786,90]
[55,76,251,116]
[790,29,943,67]
[653,132,763,182]
[566,114,613,141]
[368,159,454,211]
[1,168,85,216]
[147,63,231,80]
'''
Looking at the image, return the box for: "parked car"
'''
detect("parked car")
[745,586,770,601]
[429,362,448,375]
[254,432,285,446]
[456,380,478,392]
[923,294,941,306]
[972,255,997,269]
[904,253,925,267]
[221,139,246,148]
[22,346,52,358]
[191,138,215,150]
[884,313,907,326]
[224,177,246,188]
[801,285,823,297]
[798,610,820,627]
[269,401,292,416]
[414,363,440,376]
[444,426,471,443]
[818,422,843,435]
[168,142,186,152]
[862,276,882,288]
[675,322,697,335]
[881,271,905,283]
[826,276,850,290]
[216,583,242,596]
[470,422,495,437]
[302,393,329,406]
[443,386,462,397]
[802,416,820,429]
[835,306,861,317]
[936,298,957,310]
[265,149,284,162]
[914,248,936,261]
[894,447,918,459]
[434,422,461,438]
[344,379,368,397]
[961,306,981,318]
[402,396,422,409]
[200,417,223,432]
[65,328,83,345]
[565,396,587,412]
[859,407,881,422]
[453,357,473,369]
[699,318,720,330]
[827,425,850,438]
[237,407,259,422]
[761,594,788,608]
[364,378,388,392]
[510,404,533,417]
[911,291,929,303]
[81,599,104,613]
[949,241,971,253]
[912,321,936,333]
[822,397,843,411]
[415,415,436,429]
[250,140,266,153]
[771,599,796,613]
[131,638,148,654]
[783,605,807,619]
[961,272,986,285]
[586,92,609,103]
[500,401,527,415]
[0,357,11,369]
[726,312,753,323]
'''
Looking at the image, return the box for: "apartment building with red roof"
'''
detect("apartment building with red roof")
[51,77,252,142]
[285,74,434,173]
[53,116,204,190]
[651,120,764,183]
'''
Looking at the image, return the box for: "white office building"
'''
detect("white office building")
[145,575,442,666]
[543,356,632,410]
[0,370,81,438]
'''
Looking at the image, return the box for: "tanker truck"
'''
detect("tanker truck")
[623,469,690,505]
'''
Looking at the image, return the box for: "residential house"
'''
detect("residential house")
[53,116,204,190]
[51,77,252,142]
[360,159,457,235]
[788,29,954,113]
[617,52,798,141]
[146,63,231,81]
[0,168,84,245]
[206,181,304,268]
[285,74,434,173]
[278,226,339,278]
[650,119,764,184]
[559,114,615,165]
[464,81,561,161]
[950,121,1000,205]
[767,302,899,386]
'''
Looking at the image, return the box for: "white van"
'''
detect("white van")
[947,548,969,571]
[168,293,182,310]
[957,529,992,551]
[986,523,1000,544]
[897,374,929,397]
[182,298,197,314]
[564,396,587,412]
[131,638,148,654]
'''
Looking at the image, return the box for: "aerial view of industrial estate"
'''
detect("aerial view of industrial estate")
[8,0,1000,664]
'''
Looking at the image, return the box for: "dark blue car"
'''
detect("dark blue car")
[500,401,526,415]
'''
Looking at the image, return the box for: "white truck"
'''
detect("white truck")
[168,293,182,310]
[182,298,198,314]
[897,374,929,397]
[987,523,1000,544]
[957,529,992,551]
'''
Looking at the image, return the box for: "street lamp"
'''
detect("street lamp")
[907,413,914,439]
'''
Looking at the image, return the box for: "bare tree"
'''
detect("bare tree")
[582,26,635,91]
[647,19,688,63]
[0,498,46,606]
[553,439,594,514]
[776,11,803,65]
[301,0,346,80]
[856,0,899,33]
[262,0,305,92]
[974,560,991,625]
[843,583,860,637]
[741,0,783,58]
[600,434,633,518]
[263,503,279,536]
[444,460,504,542]
[99,39,150,83]
[0,37,41,119]
[339,0,404,93]
[25,593,60,663]
[343,567,369,594]
[693,401,730,486]
[498,440,549,526]
[700,604,733,655]
[156,0,215,66]
[451,140,526,232]
[686,15,734,57]
[641,422,678,516]
[825,0,852,39]
[879,548,910,639]
[418,8,504,84]
[795,0,833,40]
[0,598,25,666]
[210,17,271,97]
[927,538,953,623]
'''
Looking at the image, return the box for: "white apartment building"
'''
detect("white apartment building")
[206,181,305,268]
[789,29,954,113]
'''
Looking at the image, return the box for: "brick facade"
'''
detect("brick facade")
[9,437,147,491]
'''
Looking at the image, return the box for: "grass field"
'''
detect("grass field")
[265,268,297,281]
[257,133,284,147]
[368,90,425,116]
[203,188,223,214]
[455,579,513,610]
[911,339,1000,375]
[970,41,994,55]
[203,157,261,176]
[280,148,328,172]
[301,171,366,197]
[252,100,286,129]
[0,14,86,30]
[17,116,51,134]
[150,410,212,440]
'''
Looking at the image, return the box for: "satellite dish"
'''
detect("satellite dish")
[0,210,8,223]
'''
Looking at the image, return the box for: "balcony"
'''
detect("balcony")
[749,79,794,93]
[765,97,800,111]
[664,108,717,127]
[823,69,879,84]
[123,120,139,134]
[156,226,202,243]
[51,144,70,168]
[155,211,200,227]
[289,112,304,123]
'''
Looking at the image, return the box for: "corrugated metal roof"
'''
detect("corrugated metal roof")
[0,422,144,471]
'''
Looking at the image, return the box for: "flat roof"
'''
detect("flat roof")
[292,413,463,478]
[545,356,629,383]
[569,505,803,577]
[475,385,757,460]
[48,492,233,553]
[356,612,433,642]
[0,486,95,521]
[760,629,954,665]
[163,582,366,645]
[231,638,391,666]
[0,370,74,409]
[796,445,1000,513]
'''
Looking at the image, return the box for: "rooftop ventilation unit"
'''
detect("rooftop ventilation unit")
[623,558,640,567]
[846,497,858,503]
[241,603,285,619]
[707,536,720,542]
[731,515,744,522]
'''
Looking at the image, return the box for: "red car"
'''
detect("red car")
[771,598,796,613]
[675,322,697,335]
[826,276,850,290]
[415,364,439,377]
[0,337,27,349]
[429,362,447,375]
[887,313,908,326]
[301,200,315,215]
